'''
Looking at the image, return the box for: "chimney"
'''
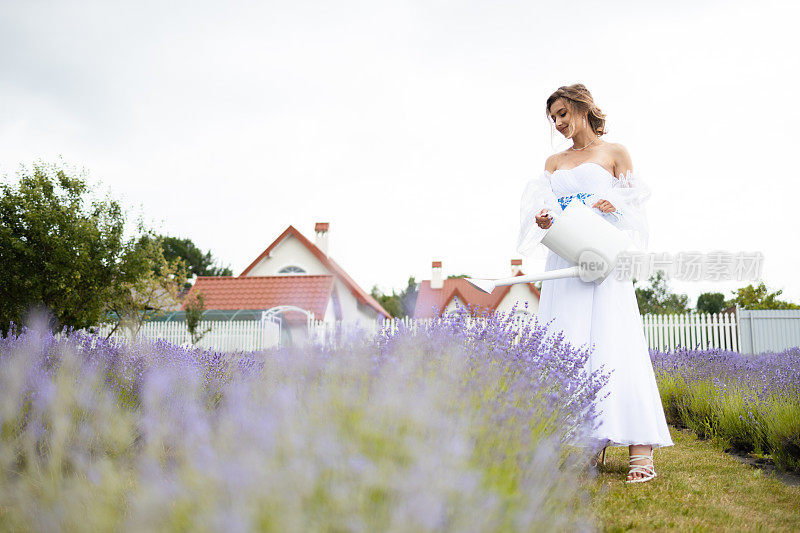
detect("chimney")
[431,261,443,289]
[511,259,522,276]
[315,222,329,256]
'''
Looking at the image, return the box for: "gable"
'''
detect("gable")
[243,234,328,276]
[444,294,464,313]
[240,225,390,319]
[494,282,540,315]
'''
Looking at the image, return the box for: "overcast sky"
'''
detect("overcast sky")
[2,0,799,305]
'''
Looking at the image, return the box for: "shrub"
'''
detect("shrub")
[0,305,609,531]
[651,347,800,471]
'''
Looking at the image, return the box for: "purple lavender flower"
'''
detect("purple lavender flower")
[0,307,609,530]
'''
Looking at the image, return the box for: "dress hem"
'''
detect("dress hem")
[583,436,674,450]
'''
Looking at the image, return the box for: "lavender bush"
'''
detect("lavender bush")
[651,347,800,471]
[0,306,610,531]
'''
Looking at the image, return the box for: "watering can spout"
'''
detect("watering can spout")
[465,266,582,294]
[464,278,497,294]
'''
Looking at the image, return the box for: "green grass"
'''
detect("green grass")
[588,426,800,531]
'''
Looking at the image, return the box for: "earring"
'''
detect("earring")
[583,117,586,127]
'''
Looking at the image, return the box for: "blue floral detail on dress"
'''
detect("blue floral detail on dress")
[557,192,592,210]
[556,192,623,222]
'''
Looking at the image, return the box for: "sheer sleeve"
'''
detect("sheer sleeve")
[516,171,560,257]
[600,169,652,251]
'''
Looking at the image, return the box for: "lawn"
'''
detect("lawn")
[589,425,800,531]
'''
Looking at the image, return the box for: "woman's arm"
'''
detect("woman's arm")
[597,143,652,250]
[593,143,633,213]
[516,160,561,257]
[611,143,633,177]
[537,155,560,227]
[544,153,560,175]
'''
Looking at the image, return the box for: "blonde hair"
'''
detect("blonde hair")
[546,84,607,138]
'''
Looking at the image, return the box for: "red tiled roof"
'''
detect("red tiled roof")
[239,225,390,319]
[413,271,541,319]
[182,275,335,324]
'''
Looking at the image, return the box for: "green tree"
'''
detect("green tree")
[728,282,799,310]
[0,161,188,335]
[370,276,419,319]
[370,286,404,318]
[399,276,419,317]
[696,292,727,314]
[633,270,690,315]
[184,291,212,344]
[157,235,232,288]
[0,162,146,332]
[104,235,188,338]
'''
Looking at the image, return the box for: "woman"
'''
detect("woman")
[517,84,674,483]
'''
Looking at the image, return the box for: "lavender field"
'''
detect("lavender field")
[0,309,610,532]
[652,346,800,472]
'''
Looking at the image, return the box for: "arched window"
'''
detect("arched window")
[278,265,306,274]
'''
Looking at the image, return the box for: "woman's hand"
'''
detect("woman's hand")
[592,199,616,213]
[535,209,553,229]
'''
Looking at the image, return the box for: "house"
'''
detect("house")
[413,259,541,318]
[183,222,390,344]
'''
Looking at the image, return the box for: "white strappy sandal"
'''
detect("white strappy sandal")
[625,446,657,483]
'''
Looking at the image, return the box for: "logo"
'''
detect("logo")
[578,248,611,283]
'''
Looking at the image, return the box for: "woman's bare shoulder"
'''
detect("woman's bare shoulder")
[544,152,567,173]
[606,142,633,174]
[602,141,628,156]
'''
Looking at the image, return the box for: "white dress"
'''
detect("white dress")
[517,161,674,450]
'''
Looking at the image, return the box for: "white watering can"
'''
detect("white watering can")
[466,200,634,294]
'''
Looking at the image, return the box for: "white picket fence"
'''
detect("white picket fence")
[95,311,763,354]
[306,315,436,342]
[308,313,742,352]
[641,312,739,352]
[95,319,280,352]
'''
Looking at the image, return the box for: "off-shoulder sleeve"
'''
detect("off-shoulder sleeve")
[600,169,652,251]
[516,171,560,257]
